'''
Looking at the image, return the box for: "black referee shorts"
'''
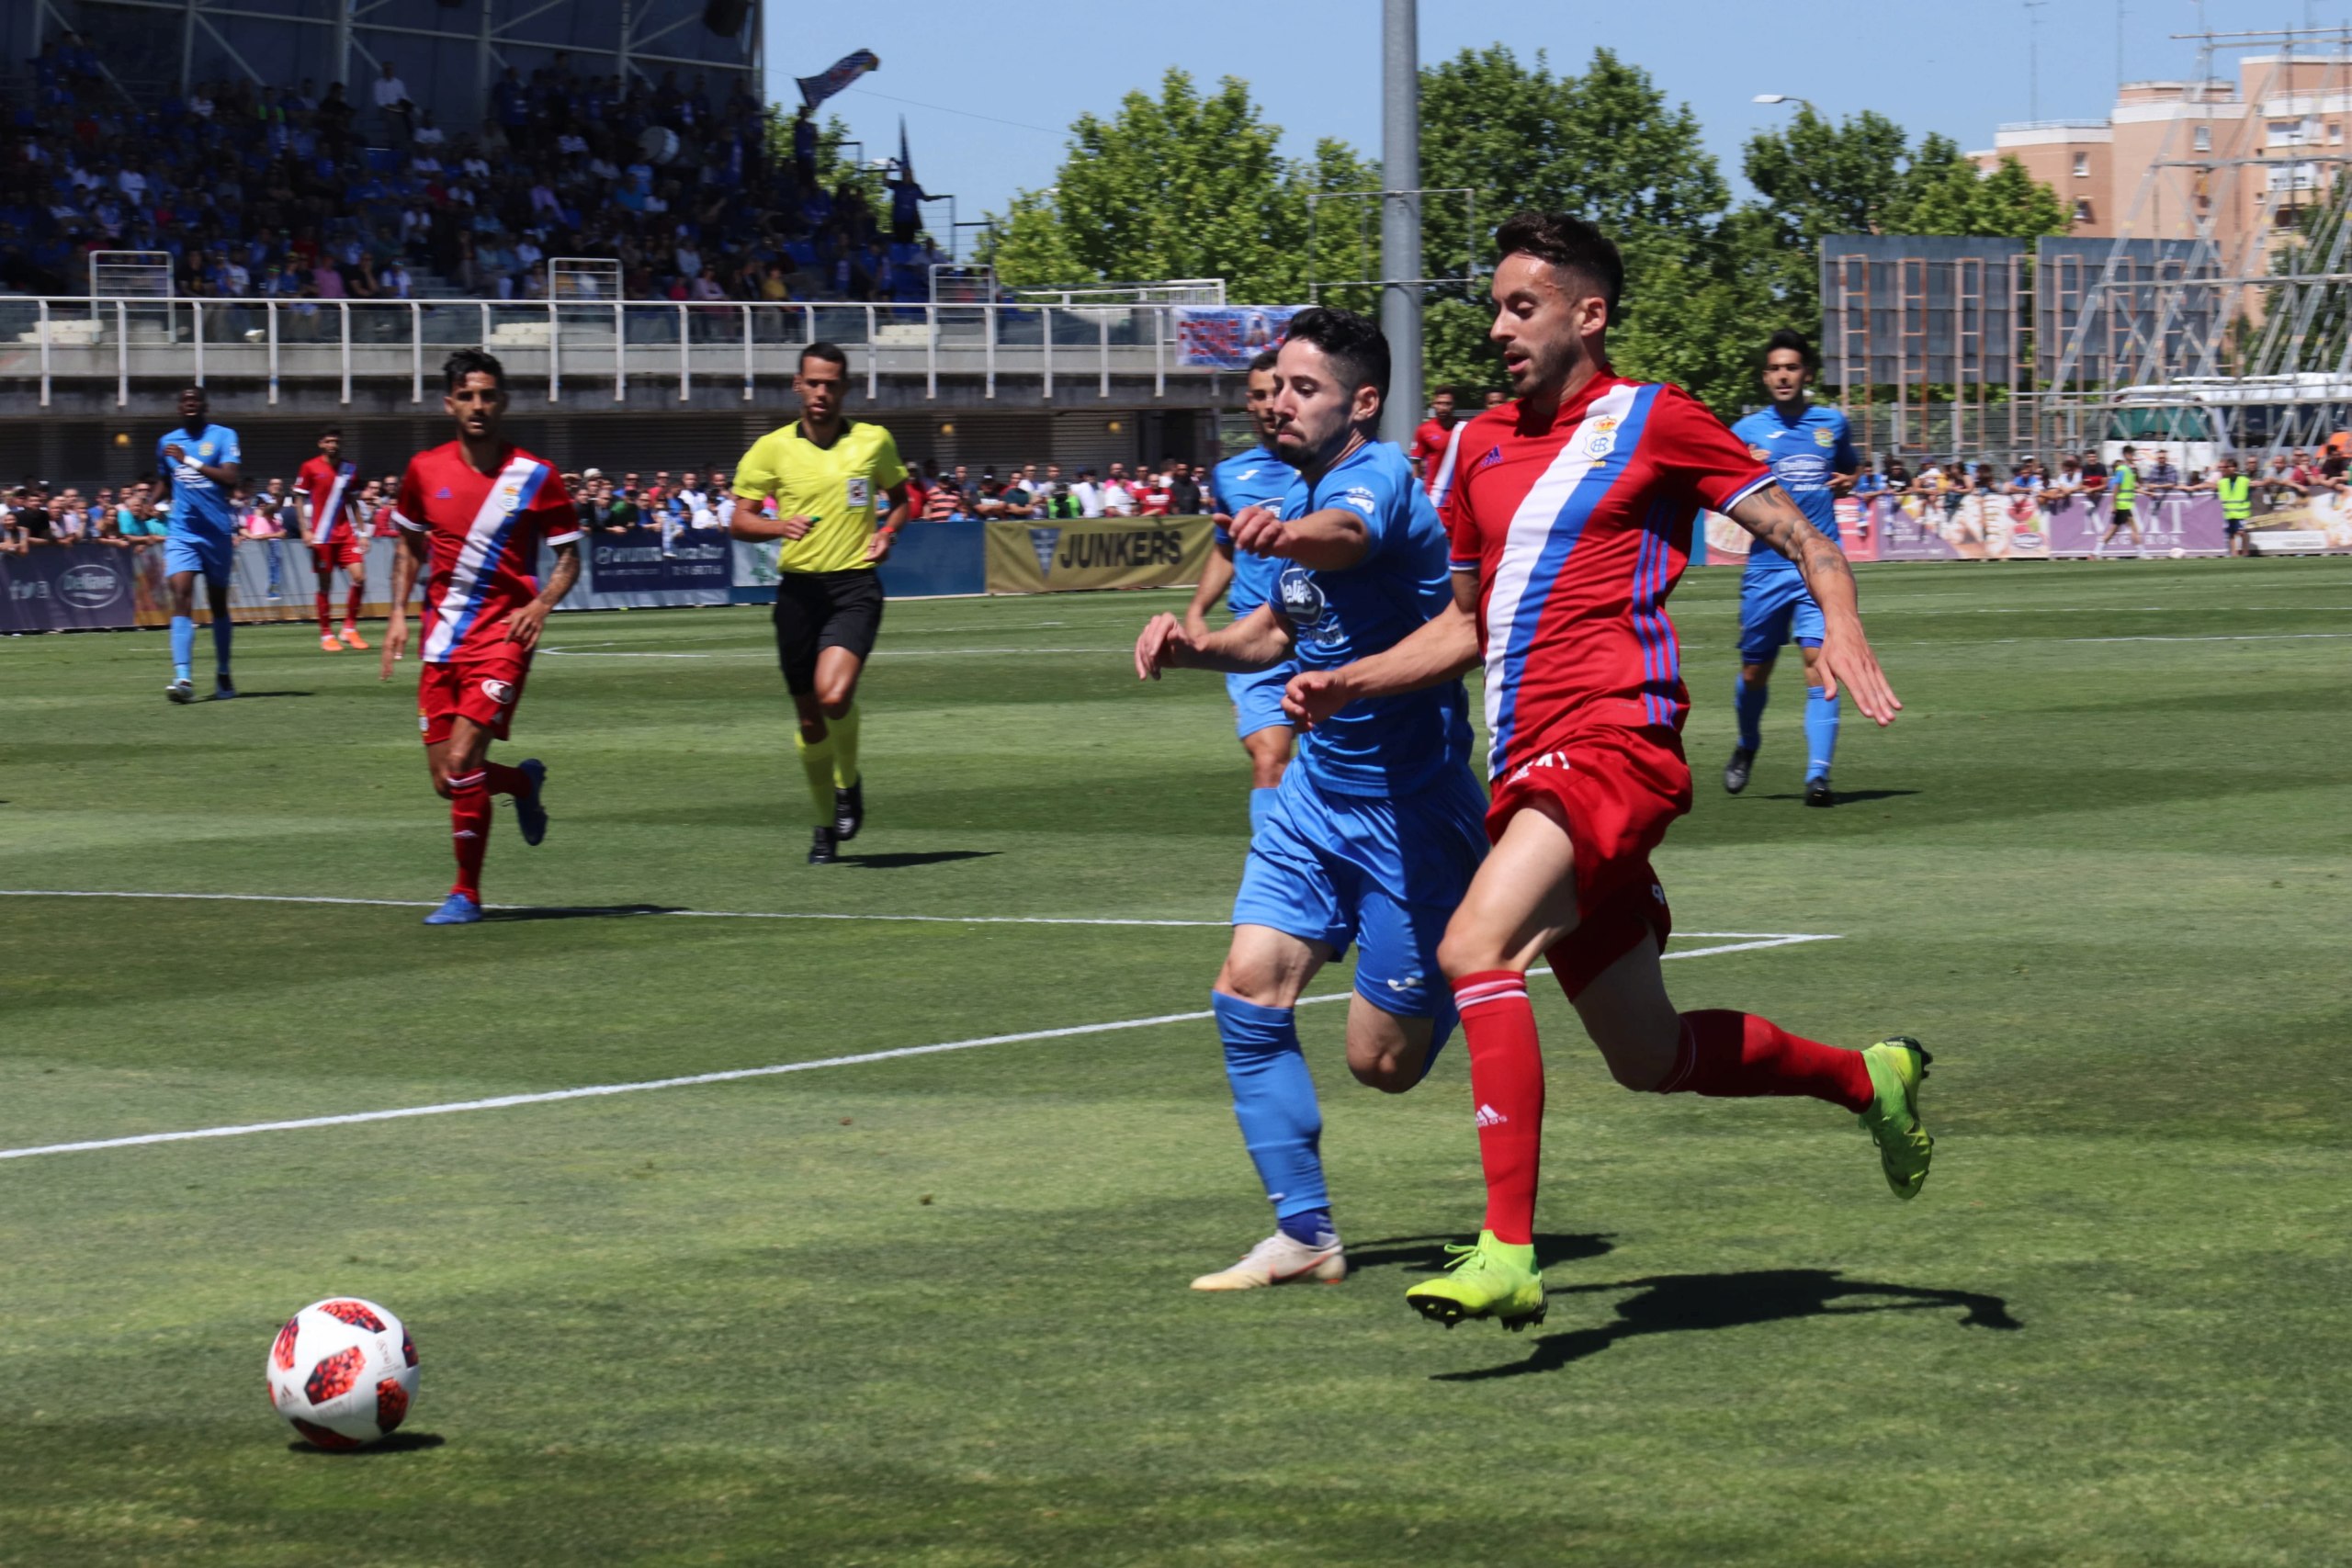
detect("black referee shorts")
[772,569,885,695]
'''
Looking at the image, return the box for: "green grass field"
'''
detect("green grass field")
[5,559,2350,1566]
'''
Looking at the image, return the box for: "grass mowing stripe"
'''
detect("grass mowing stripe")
[0,938,1835,1162]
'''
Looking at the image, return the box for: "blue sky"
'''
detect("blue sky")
[764,1,2348,253]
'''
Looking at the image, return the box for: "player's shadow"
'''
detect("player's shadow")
[1761,788,1919,805]
[288,1431,446,1456]
[1435,1268,2019,1382]
[839,850,1001,869]
[1346,1233,1614,1276]
[219,690,314,700]
[481,903,687,921]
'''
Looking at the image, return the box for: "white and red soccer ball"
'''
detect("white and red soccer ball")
[265,1297,419,1450]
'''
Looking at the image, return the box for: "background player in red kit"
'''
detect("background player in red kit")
[1286,212,1931,1331]
[1408,385,1458,493]
[379,349,582,926]
[296,424,368,653]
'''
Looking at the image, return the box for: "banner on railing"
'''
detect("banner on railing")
[0,543,141,632]
[568,527,730,609]
[1174,308,1304,370]
[985,516,1214,593]
[1699,492,2301,564]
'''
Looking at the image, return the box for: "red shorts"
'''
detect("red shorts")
[418,647,531,746]
[1485,723,1691,998]
[312,537,367,573]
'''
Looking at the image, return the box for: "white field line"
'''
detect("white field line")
[0,890,1825,942]
[0,934,1838,1161]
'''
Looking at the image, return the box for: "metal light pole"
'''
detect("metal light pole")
[1379,0,1422,450]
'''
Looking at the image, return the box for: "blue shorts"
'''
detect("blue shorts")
[164,532,232,585]
[1227,661,1297,739]
[1738,568,1825,661]
[1232,762,1487,1042]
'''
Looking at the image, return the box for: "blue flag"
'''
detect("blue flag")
[797,50,879,112]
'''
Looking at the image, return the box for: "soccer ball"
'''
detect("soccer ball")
[2169,547,2188,558]
[265,1297,419,1450]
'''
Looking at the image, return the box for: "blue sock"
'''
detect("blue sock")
[1247,786,1277,840]
[170,615,194,680]
[1803,686,1839,781]
[210,610,233,675]
[1211,990,1330,1235]
[1733,671,1769,752]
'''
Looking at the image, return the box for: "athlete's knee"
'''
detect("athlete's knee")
[1246,743,1290,791]
[1437,926,1514,983]
[818,694,854,722]
[1739,660,1775,686]
[1349,1054,1418,1094]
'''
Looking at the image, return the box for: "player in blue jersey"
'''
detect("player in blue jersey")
[154,385,244,703]
[1724,331,1859,807]
[1134,308,1486,1292]
[1182,347,1297,828]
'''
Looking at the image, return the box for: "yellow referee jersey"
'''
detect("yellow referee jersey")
[732,418,908,575]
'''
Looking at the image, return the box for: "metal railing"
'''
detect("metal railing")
[0,296,1208,407]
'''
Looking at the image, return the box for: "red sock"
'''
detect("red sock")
[448,770,492,900]
[345,583,364,629]
[483,761,531,796]
[1660,1010,1872,1112]
[315,591,333,637]
[1452,971,1546,1246]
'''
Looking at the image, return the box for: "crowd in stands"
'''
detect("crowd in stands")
[904,458,1210,522]
[5,31,945,307]
[1851,446,2348,510]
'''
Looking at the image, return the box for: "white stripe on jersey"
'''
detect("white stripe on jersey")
[1427,420,1468,508]
[1478,383,1639,768]
[424,455,542,663]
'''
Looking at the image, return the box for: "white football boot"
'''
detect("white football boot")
[1190,1229,1346,1291]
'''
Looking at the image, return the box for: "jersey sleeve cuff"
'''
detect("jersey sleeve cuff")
[1449,557,1481,573]
[1714,472,1775,513]
[543,528,582,546]
[389,508,424,533]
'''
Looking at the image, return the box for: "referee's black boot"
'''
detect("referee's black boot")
[808,825,841,864]
[834,780,864,842]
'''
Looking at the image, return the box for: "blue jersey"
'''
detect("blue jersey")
[157,423,242,539]
[1267,439,1473,798]
[1208,446,1293,618]
[1729,401,1855,579]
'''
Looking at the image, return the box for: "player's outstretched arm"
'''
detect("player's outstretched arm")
[1282,573,1481,730]
[1135,604,1293,680]
[1183,534,1235,640]
[1227,503,1371,572]
[1727,481,1902,726]
[379,529,428,680]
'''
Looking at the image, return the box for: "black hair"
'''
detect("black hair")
[443,347,505,392]
[1763,328,1818,372]
[319,423,342,439]
[1247,346,1280,375]
[1492,211,1624,319]
[800,341,849,374]
[1280,306,1390,412]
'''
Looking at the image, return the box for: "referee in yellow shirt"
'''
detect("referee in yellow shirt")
[731,342,912,863]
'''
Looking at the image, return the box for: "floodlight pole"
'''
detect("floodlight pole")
[1379,0,1423,450]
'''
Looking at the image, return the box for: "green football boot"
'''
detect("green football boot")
[1858,1036,1934,1201]
[1404,1231,1547,1331]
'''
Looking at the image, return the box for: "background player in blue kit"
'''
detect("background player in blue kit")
[1725,331,1858,807]
[1134,308,1486,1292]
[1182,347,1296,833]
[154,385,244,704]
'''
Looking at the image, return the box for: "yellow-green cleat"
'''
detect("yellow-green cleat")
[1858,1036,1934,1200]
[1404,1231,1546,1331]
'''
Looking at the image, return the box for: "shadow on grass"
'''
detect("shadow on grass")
[288,1430,447,1456]
[216,691,315,701]
[1758,788,1921,805]
[481,903,687,921]
[1435,1269,2020,1382]
[1348,1233,1613,1276]
[840,851,1001,870]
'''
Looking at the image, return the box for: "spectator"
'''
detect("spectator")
[1135,465,1172,516]
[1101,462,1136,517]
[1166,458,1202,515]
[1069,467,1104,518]
[373,60,413,145]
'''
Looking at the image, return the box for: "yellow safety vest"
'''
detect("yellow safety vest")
[2217,474,2251,521]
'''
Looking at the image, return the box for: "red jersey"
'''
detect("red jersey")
[296,455,360,545]
[1136,481,1172,516]
[390,442,580,663]
[1411,416,1455,475]
[1439,371,1770,779]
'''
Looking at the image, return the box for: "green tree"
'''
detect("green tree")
[1894,141,2070,239]
[982,71,1373,300]
[1415,45,1761,412]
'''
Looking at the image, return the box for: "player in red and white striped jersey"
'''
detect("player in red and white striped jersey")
[296,425,368,653]
[1286,212,1930,1332]
[379,349,582,926]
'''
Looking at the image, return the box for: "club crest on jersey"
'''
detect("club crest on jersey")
[1747,445,1772,463]
[1583,415,1621,459]
[480,678,515,705]
[1275,565,1340,646]
[1813,427,1837,447]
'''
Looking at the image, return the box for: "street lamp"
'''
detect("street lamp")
[1754,93,1819,114]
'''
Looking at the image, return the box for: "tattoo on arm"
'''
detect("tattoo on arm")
[1736,483,1855,595]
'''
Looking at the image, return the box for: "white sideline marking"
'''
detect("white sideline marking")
[0,935,1837,1161]
[0,891,1827,942]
